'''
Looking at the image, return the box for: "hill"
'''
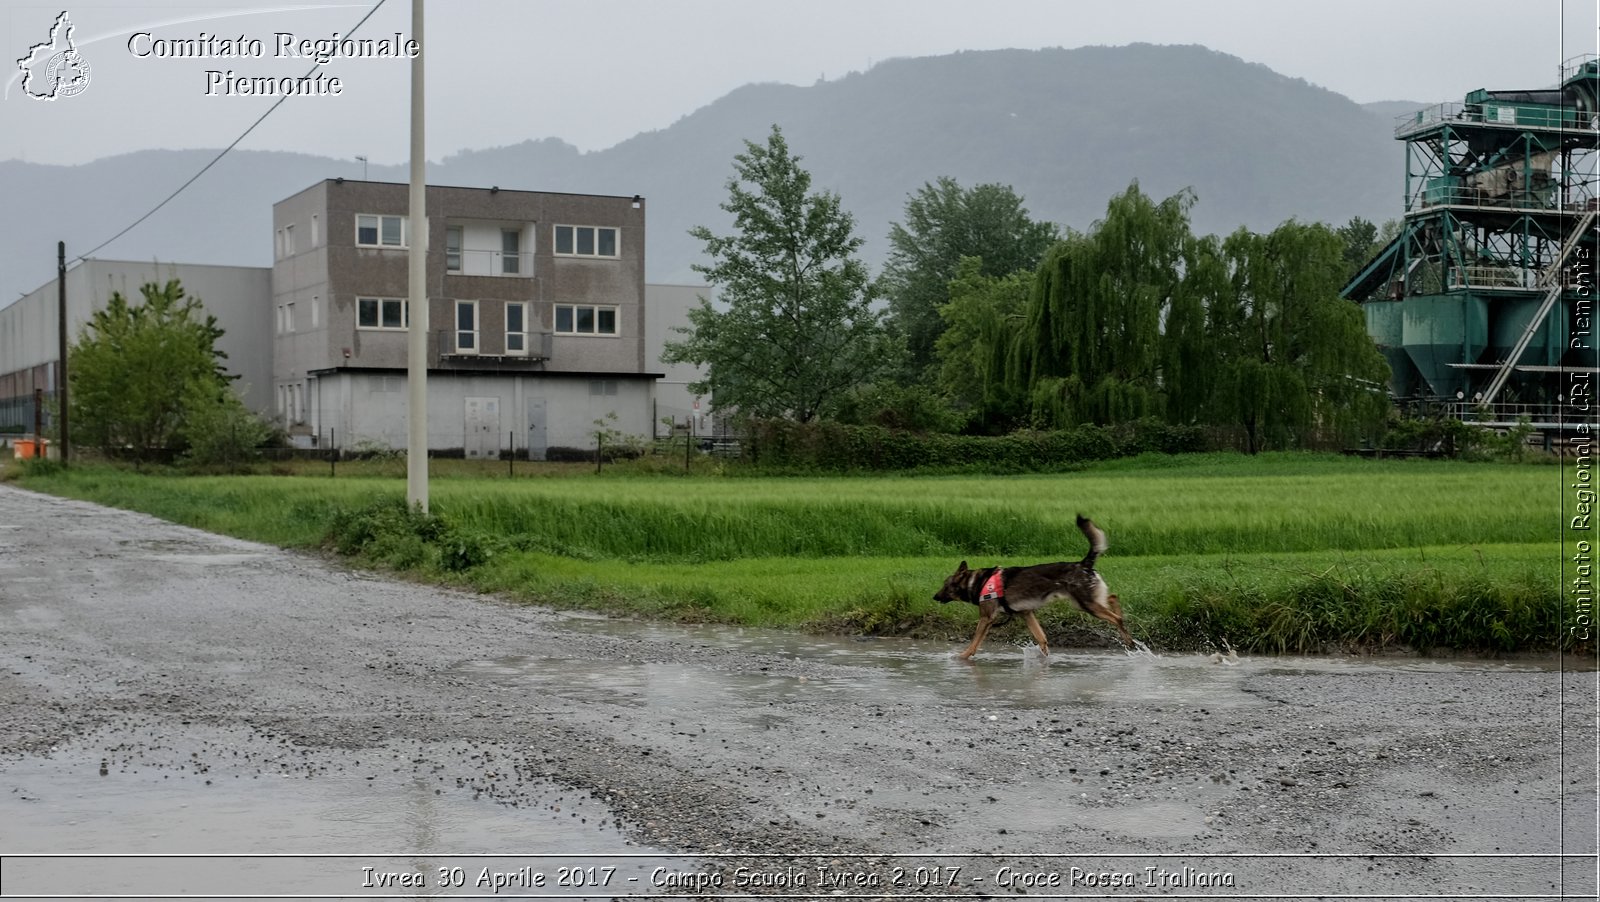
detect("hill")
[0,44,1405,305]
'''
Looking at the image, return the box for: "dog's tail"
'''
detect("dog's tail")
[1076,514,1107,568]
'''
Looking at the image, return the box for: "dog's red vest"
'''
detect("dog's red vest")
[979,570,1004,601]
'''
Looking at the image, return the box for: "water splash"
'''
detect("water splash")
[1209,638,1241,666]
[1125,638,1160,659]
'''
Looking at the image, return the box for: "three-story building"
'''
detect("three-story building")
[271,179,655,458]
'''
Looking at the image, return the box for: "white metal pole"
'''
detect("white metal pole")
[406,0,428,511]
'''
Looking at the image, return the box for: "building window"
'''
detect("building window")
[357,297,408,330]
[553,224,619,258]
[553,303,618,335]
[311,214,320,247]
[275,229,284,259]
[501,228,522,274]
[357,214,406,248]
[285,301,295,333]
[284,224,295,256]
[446,226,463,273]
[455,300,478,354]
[311,295,320,329]
[588,379,619,397]
[506,302,528,355]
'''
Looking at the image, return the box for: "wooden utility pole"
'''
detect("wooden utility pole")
[57,241,68,466]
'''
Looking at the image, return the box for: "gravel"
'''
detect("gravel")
[0,483,1594,898]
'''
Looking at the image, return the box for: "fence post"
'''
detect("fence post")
[508,431,514,478]
[329,428,336,478]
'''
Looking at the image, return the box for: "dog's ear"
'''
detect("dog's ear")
[957,560,968,572]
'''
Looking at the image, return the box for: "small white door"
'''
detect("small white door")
[464,397,500,460]
[526,398,547,461]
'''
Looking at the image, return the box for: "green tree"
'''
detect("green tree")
[934,257,1032,429]
[664,125,890,423]
[992,184,1390,451]
[1208,222,1391,452]
[1335,215,1379,278]
[178,377,275,470]
[69,279,231,458]
[881,177,1059,379]
[1005,184,1194,427]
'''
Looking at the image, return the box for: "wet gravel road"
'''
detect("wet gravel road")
[0,483,1595,899]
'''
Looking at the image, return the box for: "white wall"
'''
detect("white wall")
[644,283,714,433]
[315,371,654,457]
[0,259,273,413]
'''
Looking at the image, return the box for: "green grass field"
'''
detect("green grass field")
[7,452,1572,654]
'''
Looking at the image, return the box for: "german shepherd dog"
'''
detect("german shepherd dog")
[934,515,1131,659]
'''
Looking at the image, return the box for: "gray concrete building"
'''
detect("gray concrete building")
[0,260,272,432]
[272,180,658,458]
[644,283,716,435]
[1,181,686,459]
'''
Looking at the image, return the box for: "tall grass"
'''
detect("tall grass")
[17,458,1552,559]
[421,454,1549,561]
[9,453,1570,653]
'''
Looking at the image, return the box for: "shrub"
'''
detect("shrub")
[324,497,498,574]
[436,525,497,572]
[178,380,275,471]
[324,497,442,559]
[742,419,1212,472]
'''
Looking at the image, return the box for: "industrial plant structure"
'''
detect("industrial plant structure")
[1343,56,1600,432]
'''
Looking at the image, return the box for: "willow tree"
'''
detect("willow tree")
[1209,222,1390,452]
[993,185,1388,448]
[1005,184,1193,426]
[934,257,1032,429]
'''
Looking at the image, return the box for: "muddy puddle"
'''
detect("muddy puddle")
[0,729,687,898]
[0,610,1580,898]
[453,614,1557,715]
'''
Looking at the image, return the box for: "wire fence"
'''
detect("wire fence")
[2,426,744,475]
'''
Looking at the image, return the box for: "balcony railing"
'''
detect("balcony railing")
[445,249,535,278]
[1395,102,1465,138]
[1451,401,1567,426]
[1561,53,1598,85]
[1405,181,1595,213]
[1394,100,1597,138]
[434,329,551,362]
[1447,264,1536,291]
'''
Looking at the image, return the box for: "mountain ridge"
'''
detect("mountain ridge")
[1,43,1406,306]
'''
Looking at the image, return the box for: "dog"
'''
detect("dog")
[933,514,1131,659]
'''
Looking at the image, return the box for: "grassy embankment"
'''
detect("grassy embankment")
[6,452,1570,654]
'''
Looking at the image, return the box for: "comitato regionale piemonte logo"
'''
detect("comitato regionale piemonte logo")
[17,11,91,100]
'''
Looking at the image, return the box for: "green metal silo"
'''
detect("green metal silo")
[1343,55,1598,422]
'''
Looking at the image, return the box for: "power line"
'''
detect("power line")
[76,0,391,263]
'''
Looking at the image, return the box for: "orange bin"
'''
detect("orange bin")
[12,439,38,459]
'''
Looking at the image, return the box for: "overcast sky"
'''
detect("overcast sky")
[2,0,1597,166]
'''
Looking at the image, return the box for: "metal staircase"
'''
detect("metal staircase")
[1480,208,1595,404]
